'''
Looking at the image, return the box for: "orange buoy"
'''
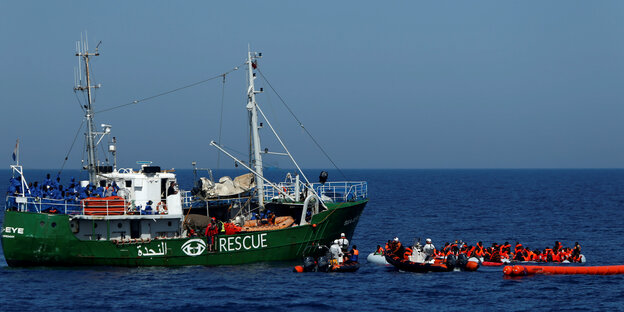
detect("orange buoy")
[293,265,304,273]
[465,261,479,271]
[504,265,624,276]
[502,265,513,275]
[512,265,527,276]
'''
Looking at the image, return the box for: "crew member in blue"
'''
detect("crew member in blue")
[43,173,52,189]
[51,175,60,189]
[7,178,18,195]
[94,186,104,198]
[6,177,19,210]
[143,200,153,215]
[110,181,119,196]
[32,182,42,197]
[78,186,87,200]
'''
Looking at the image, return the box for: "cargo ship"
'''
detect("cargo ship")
[1,40,367,267]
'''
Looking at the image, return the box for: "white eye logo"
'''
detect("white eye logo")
[181,239,206,257]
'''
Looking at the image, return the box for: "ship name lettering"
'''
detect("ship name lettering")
[343,216,359,226]
[219,233,267,252]
[1,227,24,234]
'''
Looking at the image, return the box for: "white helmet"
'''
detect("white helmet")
[340,233,346,237]
[334,239,340,244]
[426,238,432,243]
[393,237,399,242]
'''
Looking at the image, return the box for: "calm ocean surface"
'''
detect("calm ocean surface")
[2,169,624,311]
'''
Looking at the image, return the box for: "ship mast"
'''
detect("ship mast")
[75,38,100,184]
[246,48,265,207]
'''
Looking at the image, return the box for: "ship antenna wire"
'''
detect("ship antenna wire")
[95,64,244,114]
[58,119,85,176]
[217,74,226,169]
[256,68,348,180]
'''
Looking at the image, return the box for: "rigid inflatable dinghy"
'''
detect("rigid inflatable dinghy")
[294,255,360,273]
[367,252,389,266]
[385,249,479,273]
[241,216,295,232]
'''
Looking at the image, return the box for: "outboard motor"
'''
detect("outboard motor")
[303,256,317,272]
[456,253,468,269]
[446,254,457,269]
[319,171,328,185]
[317,256,330,272]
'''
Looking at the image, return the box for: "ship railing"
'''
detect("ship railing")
[5,195,82,215]
[264,181,367,203]
[181,190,194,209]
[4,195,172,216]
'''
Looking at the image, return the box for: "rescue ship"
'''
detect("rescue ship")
[1,39,368,267]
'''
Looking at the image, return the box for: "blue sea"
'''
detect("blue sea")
[2,169,624,311]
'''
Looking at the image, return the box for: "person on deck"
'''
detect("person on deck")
[474,242,484,258]
[543,247,554,262]
[403,246,413,260]
[442,242,451,255]
[391,237,404,257]
[267,211,276,225]
[423,238,436,260]
[110,182,118,196]
[571,242,582,261]
[338,233,349,252]
[32,182,41,197]
[329,240,343,264]
[553,241,562,254]
[94,186,104,198]
[205,218,219,251]
[375,245,384,255]
[167,182,178,196]
[489,244,502,263]
[501,242,511,254]
[104,184,113,197]
[43,174,52,189]
[513,245,525,261]
[345,245,359,263]
[143,201,153,215]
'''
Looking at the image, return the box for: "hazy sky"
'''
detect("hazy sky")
[1,1,623,170]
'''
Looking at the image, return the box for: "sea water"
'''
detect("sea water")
[1,169,624,311]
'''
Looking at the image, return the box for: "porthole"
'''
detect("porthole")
[117,223,123,228]
[39,221,45,227]
[51,222,57,228]
[168,221,172,227]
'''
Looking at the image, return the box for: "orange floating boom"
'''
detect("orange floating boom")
[504,265,624,276]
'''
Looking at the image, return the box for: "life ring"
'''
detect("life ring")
[157,202,168,214]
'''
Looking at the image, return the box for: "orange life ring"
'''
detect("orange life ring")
[157,202,168,214]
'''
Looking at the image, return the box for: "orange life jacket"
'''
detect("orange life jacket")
[475,245,485,257]
[404,247,413,260]
[467,246,475,257]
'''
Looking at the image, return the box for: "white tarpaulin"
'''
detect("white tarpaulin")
[199,173,255,198]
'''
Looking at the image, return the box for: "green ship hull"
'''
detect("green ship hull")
[1,200,367,267]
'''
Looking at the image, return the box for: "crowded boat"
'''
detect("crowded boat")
[294,233,360,273]
[373,238,585,266]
